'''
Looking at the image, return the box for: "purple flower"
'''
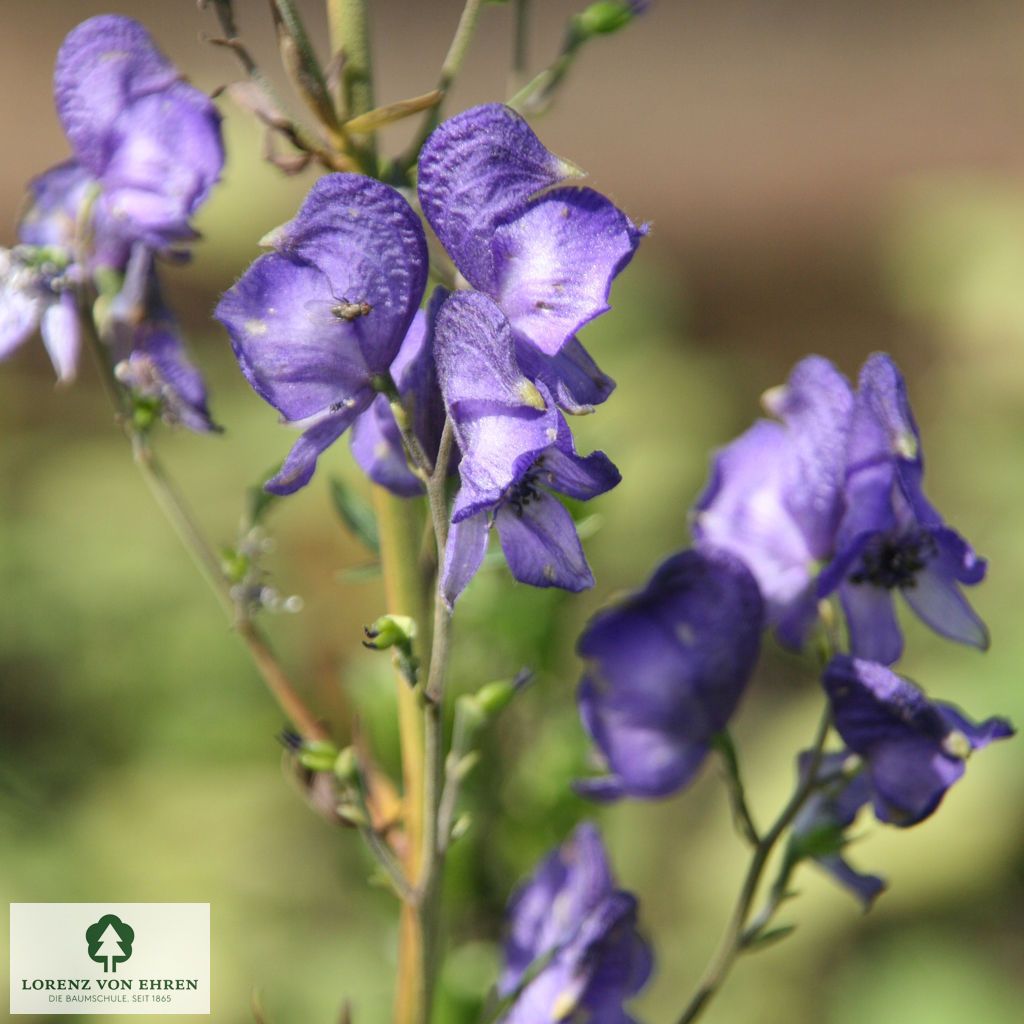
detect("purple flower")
[54,15,223,254]
[418,103,644,412]
[789,752,885,909]
[216,174,428,494]
[349,287,449,496]
[499,823,652,1024]
[3,16,223,385]
[101,245,217,432]
[819,354,988,664]
[692,356,853,649]
[823,655,1014,827]
[0,246,80,383]
[576,548,763,800]
[0,162,103,381]
[435,292,619,606]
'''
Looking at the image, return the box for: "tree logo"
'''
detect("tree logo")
[85,914,135,973]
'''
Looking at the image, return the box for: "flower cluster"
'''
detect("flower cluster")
[694,352,987,662]
[573,351,1012,906]
[1,16,222,429]
[498,823,652,1023]
[218,103,642,602]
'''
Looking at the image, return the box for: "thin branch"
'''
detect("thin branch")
[674,705,833,1024]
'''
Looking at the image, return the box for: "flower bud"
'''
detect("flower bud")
[363,614,417,651]
[577,2,642,37]
[298,739,341,773]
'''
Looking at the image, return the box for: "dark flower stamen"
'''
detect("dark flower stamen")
[849,532,936,590]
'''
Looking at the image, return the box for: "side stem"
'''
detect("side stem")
[674,706,832,1024]
[80,294,325,742]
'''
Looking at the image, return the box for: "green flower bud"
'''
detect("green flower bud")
[578,2,637,37]
[332,746,359,783]
[363,614,417,651]
[298,739,341,773]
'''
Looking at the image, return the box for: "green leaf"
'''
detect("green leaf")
[246,466,283,527]
[743,923,797,951]
[328,476,380,553]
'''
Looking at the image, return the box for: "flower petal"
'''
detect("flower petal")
[763,355,853,557]
[0,263,45,361]
[514,334,615,413]
[97,83,223,246]
[39,291,82,383]
[266,408,363,496]
[694,420,817,639]
[496,491,593,592]
[492,187,643,356]
[900,557,989,651]
[125,315,217,432]
[417,103,577,292]
[440,511,490,609]
[840,582,903,665]
[814,854,886,909]
[576,549,763,799]
[435,292,559,516]
[540,415,620,500]
[216,252,374,422]
[54,16,179,176]
[268,174,427,368]
[349,395,423,497]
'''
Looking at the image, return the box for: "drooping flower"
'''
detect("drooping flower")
[216,174,429,493]
[692,355,853,649]
[435,291,619,606]
[788,752,885,909]
[54,15,223,254]
[2,16,223,388]
[576,547,763,800]
[104,247,217,433]
[499,823,652,1024]
[822,655,1013,827]
[819,354,988,664]
[418,103,644,413]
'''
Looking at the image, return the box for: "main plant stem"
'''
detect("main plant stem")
[373,487,435,1024]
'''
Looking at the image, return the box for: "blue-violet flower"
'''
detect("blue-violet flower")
[576,547,764,800]
[499,822,652,1024]
[789,751,885,909]
[435,292,620,606]
[692,355,853,649]
[823,655,1013,826]
[819,354,988,664]
[216,174,428,493]
[418,103,644,414]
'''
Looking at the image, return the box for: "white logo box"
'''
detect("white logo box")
[10,903,210,1015]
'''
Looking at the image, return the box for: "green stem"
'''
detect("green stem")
[271,0,342,133]
[439,0,484,95]
[674,705,832,1024]
[398,0,484,180]
[79,291,326,742]
[509,0,531,94]
[372,487,432,1024]
[326,0,377,171]
[412,417,456,1017]
[507,19,584,115]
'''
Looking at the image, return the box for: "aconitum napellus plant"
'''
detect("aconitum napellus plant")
[2,5,1015,1024]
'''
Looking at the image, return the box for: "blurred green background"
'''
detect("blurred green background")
[1,2,1022,1022]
